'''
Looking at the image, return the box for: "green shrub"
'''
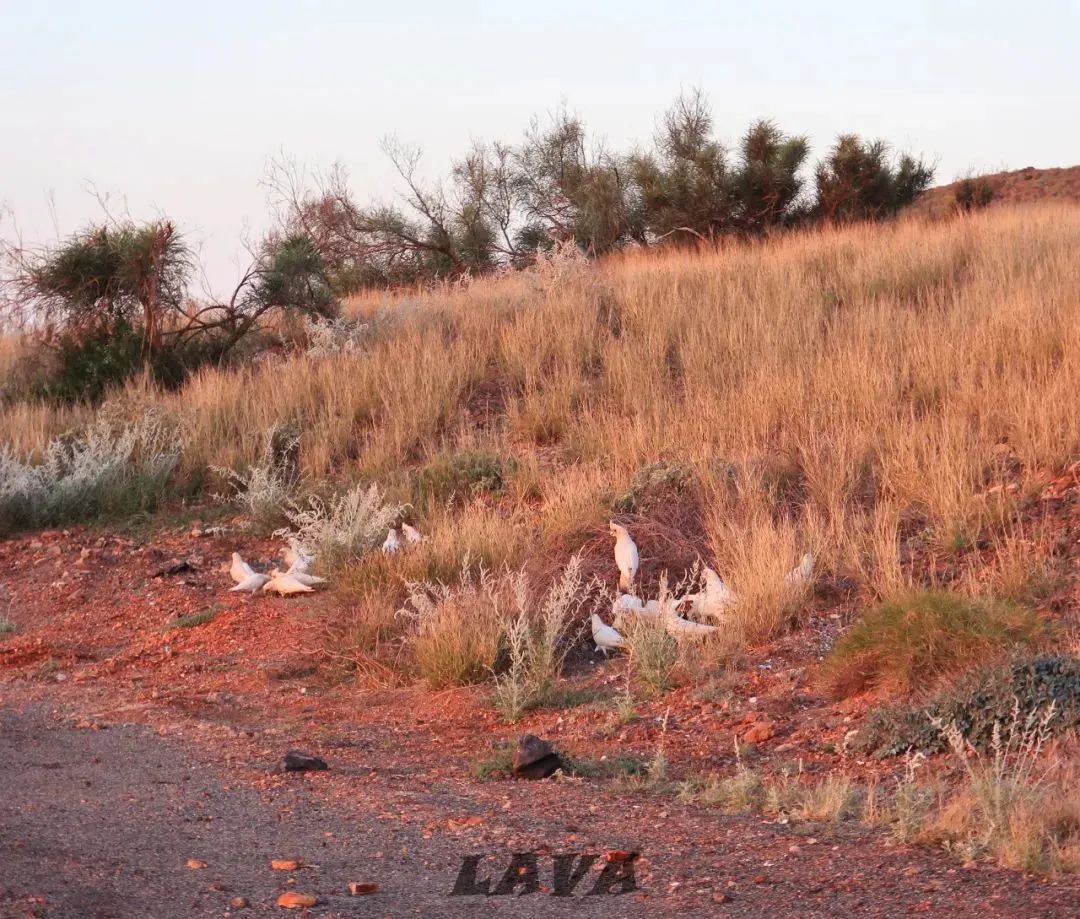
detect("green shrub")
[613,460,697,514]
[856,655,1080,757]
[413,450,508,507]
[820,590,1043,698]
[954,177,995,213]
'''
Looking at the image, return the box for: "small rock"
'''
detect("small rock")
[347,882,379,896]
[229,897,249,909]
[274,751,329,773]
[512,734,563,780]
[46,545,62,557]
[152,559,193,578]
[186,858,208,870]
[277,892,318,909]
[713,892,732,904]
[271,859,302,871]
[742,721,776,744]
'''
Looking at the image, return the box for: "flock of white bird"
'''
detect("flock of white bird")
[227,539,326,596]
[590,521,814,655]
[226,523,426,597]
[226,519,812,659]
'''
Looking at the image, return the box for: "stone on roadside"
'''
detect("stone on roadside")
[277,892,318,909]
[512,734,563,780]
[274,751,329,773]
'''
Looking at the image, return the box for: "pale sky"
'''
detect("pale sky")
[3,0,1078,295]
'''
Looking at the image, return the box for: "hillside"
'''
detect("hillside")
[3,203,1080,910]
[908,164,1080,217]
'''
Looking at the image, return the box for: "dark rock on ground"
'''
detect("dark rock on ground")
[513,734,563,780]
[274,750,329,773]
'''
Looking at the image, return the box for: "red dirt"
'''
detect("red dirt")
[3,471,1080,914]
[908,164,1080,218]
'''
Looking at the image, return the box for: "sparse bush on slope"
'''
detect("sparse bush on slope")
[276,481,402,571]
[0,410,181,533]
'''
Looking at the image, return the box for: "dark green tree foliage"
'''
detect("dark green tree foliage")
[27,220,191,356]
[733,120,810,231]
[814,135,934,222]
[629,90,734,242]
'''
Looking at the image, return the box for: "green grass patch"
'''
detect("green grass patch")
[819,590,1043,698]
[166,608,220,630]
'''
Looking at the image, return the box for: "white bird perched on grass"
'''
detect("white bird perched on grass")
[230,572,271,593]
[230,552,256,585]
[263,574,314,596]
[785,552,815,588]
[609,522,639,592]
[402,523,424,544]
[591,613,626,655]
[270,568,326,588]
[382,528,401,554]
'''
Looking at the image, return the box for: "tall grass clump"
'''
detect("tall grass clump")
[277,481,402,570]
[921,706,1080,873]
[0,410,181,533]
[399,563,510,689]
[820,590,1043,698]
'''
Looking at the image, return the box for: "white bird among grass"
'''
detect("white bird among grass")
[263,573,314,596]
[785,552,815,589]
[609,522,639,592]
[684,566,738,619]
[591,613,626,655]
[402,523,424,544]
[230,552,256,585]
[270,567,326,588]
[230,572,271,593]
[382,528,401,554]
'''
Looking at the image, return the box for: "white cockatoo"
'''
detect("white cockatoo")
[609,522,639,592]
[591,613,626,655]
[382,528,401,554]
[785,552,815,589]
[286,555,315,577]
[230,572,271,593]
[270,568,326,588]
[230,552,256,585]
[282,539,315,571]
[612,593,642,631]
[402,523,424,544]
[263,574,315,596]
[684,566,738,620]
[660,595,718,640]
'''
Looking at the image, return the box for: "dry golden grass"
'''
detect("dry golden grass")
[4,204,1080,640]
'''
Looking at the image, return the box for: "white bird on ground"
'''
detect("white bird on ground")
[230,552,256,585]
[230,572,271,593]
[684,566,738,619]
[282,539,316,571]
[286,555,315,577]
[402,523,424,544]
[270,568,326,588]
[785,552,815,589]
[609,522,639,592]
[262,574,314,596]
[382,528,401,554]
[664,611,718,640]
[612,593,642,631]
[591,613,626,655]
